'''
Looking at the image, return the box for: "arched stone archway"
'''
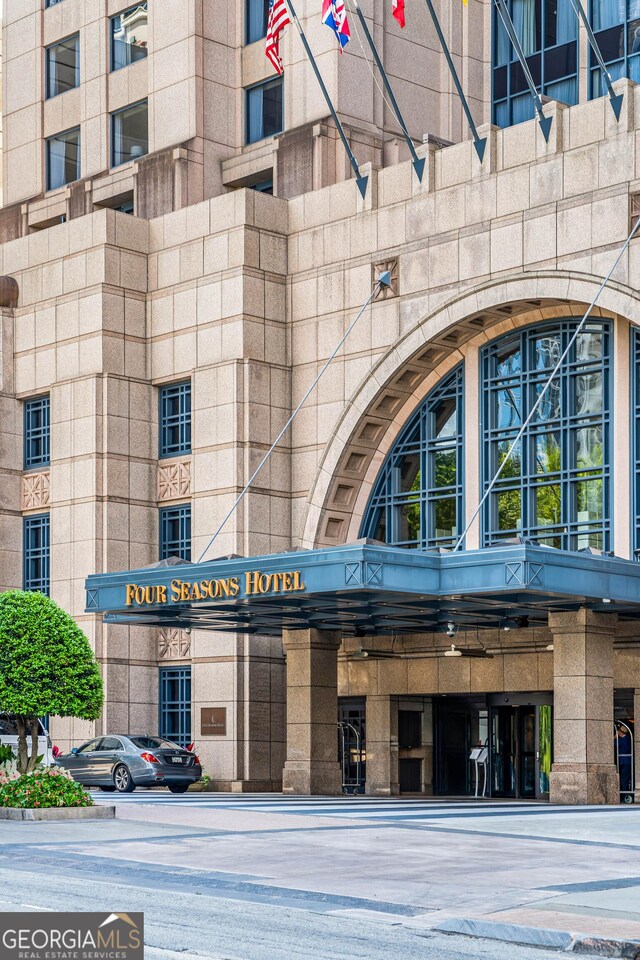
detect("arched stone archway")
[300,271,640,549]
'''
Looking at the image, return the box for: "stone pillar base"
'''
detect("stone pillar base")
[282,760,342,796]
[550,763,619,805]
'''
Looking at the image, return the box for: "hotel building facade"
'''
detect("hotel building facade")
[1,0,640,803]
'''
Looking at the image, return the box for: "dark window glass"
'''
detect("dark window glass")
[492,0,578,127]
[111,4,148,71]
[46,0,65,7]
[159,381,191,457]
[23,515,50,596]
[246,0,270,43]
[98,738,124,750]
[160,505,191,562]
[361,367,464,550]
[589,0,640,97]
[24,396,50,469]
[399,711,422,749]
[77,739,101,754]
[482,320,611,550]
[159,667,191,747]
[111,100,148,167]
[46,34,80,98]
[129,736,179,749]
[246,77,284,144]
[46,128,80,190]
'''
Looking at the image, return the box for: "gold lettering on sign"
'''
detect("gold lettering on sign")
[125,571,305,606]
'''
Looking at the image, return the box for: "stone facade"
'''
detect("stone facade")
[0,2,639,799]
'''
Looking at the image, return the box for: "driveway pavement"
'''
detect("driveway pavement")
[1,794,639,957]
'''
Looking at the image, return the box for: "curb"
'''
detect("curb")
[0,805,116,821]
[434,917,640,957]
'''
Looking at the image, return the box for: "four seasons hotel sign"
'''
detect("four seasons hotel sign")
[124,570,306,606]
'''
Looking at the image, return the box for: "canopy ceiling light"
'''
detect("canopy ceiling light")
[444,643,493,659]
[348,648,396,660]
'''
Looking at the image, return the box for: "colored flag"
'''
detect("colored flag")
[322,0,351,49]
[266,0,291,74]
[392,0,405,27]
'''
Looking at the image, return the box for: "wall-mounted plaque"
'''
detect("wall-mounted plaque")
[201,707,227,736]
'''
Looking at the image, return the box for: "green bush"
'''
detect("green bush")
[0,766,93,809]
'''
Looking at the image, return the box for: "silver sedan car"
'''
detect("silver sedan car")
[56,735,202,793]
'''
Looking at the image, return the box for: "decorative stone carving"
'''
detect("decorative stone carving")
[158,628,191,660]
[373,258,399,299]
[158,459,191,501]
[22,471,51,510]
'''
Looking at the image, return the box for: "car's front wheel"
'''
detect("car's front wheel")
[168,783,190,794]
[113,764,135,793]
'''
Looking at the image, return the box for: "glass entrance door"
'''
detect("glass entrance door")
[490,704,552,800]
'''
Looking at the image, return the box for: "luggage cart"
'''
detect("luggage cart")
[614,720,635,804]
[338,721,364,795]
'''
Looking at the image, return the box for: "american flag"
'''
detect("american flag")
[322,0,351,49]
[266,0,291,75]
[392,0,405,27]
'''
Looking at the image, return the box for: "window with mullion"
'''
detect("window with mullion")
[482,320,610,550]
[492,0,578,128]
[159,381,191,458]
[361,367,464,550]
[23,514,50,595]
[159,666,191,747]
[24,396,50,469]
[160,505,191,562]
[246,0,270,43]
[589,0,640,98]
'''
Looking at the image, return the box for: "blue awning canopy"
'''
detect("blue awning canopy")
[84,540,640,635]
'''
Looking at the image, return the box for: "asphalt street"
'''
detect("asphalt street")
[0,861,564,960]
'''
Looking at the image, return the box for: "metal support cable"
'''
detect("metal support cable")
[197,273,391,563]
[453,215,640,552]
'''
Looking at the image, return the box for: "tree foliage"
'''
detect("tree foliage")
[0,591,103,774]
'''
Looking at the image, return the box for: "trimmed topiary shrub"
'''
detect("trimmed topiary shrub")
[0,766,93,808]
[0,590,103,774]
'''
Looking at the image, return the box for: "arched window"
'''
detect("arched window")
[481,320,611,550]
[361,367,464,550]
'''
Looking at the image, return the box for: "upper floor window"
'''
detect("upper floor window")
[23,514,50,596]
[24,396,50,469]
[111,100,148,167]
[160,505,192,562]
[46,0,65,7]
[492,0,578,127]
[111,4,149,72]
[46,127,80,191]
[481,320,611,550]
[246,77,284,144]
[589,0,640,96]
[159,381,191,458]
[361,367,464,550]
[46,34,80,99]
[246,0,270,43]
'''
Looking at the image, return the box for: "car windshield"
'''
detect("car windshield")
[129,736,184,750]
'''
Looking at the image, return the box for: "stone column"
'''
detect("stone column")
[365,695,399,796]
[549,610,619,805]
[281,629,342,795]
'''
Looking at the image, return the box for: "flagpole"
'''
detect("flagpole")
[568,0,623,119]
[493,0,553,141]
[286,0,368,198]
[350,0,425,181]
[420,0,487,162]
